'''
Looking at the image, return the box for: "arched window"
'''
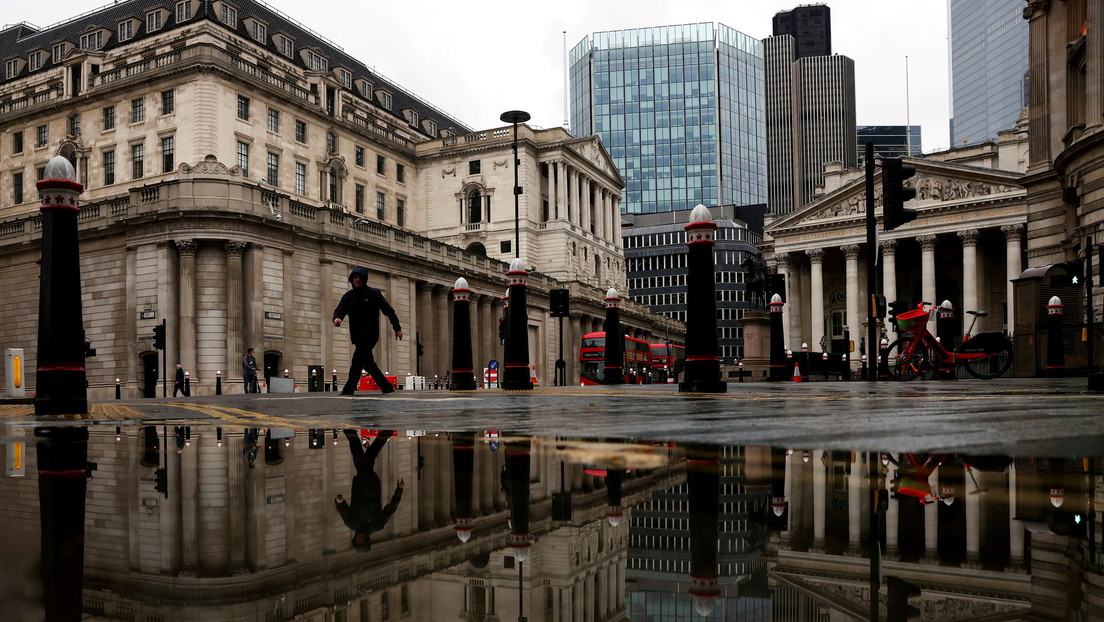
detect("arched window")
[466,242,487,256]
[468,188,482,223]
[68,113,80,136]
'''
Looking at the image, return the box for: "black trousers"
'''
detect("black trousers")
[342,336,392,393]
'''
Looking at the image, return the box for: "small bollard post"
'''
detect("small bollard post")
[860,354,868,380]
[878,338,889,380]
[184,371,191,396]
[1046,296,1065,376]
[283,368,290,378]
[800,343,810,382]
[215,370,222,395]
[332,369,338,392]
[738,361,744,383]
[840,353,849,381]
[115,378,121,400]
[821,351,829,381]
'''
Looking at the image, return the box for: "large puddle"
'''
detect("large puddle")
[2,425,1100,620]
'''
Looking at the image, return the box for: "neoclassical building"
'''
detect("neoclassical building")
[763,117,1030,364]
[0,0,680,398]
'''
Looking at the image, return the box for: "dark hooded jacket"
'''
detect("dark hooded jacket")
[334,475,404,541]
[333,267,402,344]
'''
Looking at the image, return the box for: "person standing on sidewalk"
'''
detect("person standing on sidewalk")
[242,348,259,393]
[332,267,403,395]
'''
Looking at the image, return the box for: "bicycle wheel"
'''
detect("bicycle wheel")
[885,338,928,381]
[962,338,1014,379]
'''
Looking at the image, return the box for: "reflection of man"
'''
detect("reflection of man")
[335,430,404,551]
[243,428,259,468]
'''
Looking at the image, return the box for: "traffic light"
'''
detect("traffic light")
[1050,260,1083,288]
[416,341,425,357]
[882,158,917,231]
[872,294,887,319]
[550,288,570,317]
[154,467,168,496]
[152,323,166,350]
[767,273,787,302]
[498,316,507,344]
[887,576,922,621]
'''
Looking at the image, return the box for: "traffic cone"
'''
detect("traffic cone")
[792,363,802,382]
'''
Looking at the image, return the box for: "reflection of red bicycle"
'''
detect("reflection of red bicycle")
[885,302,1013,380]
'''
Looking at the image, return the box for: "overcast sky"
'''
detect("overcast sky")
[18,0,952,153]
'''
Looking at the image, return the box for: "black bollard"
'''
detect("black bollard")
[768,297,787,382]
[332,369,338,392]
[840,353,850,380]
[800,344,811,382]
[1046,296,1066,376]
[502,260,533,390]
[878,338,889,380]
[215,370,222,395]
[450,277,478,390]
[184,371,191,396]
[679,205,726,393]
[35,157,89,415]
[821,351,829,381]
[602,288,626,385]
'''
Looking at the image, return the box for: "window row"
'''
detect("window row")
[5,91,174,156]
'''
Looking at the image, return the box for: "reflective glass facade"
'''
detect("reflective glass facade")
[856,125,922,163]
[570,24,765,216]
[949,0,1028,146]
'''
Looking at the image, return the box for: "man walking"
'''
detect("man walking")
[333,266,403,395]
[173,364,185,397]
[242,348,259,393]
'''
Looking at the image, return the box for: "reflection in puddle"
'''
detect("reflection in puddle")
[0,425,1099,620]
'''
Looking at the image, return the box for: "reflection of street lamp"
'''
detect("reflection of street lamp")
[499,110,530,259]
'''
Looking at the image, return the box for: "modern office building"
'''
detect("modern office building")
[948,0,1029,146]
[622,204,765,365]
[856,125,923,163]
[569,23,766,217]
[771,3,831,59]
[764,32,856,215]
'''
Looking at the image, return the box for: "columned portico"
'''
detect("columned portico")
[918,235,937,309]
[807,249,825,352]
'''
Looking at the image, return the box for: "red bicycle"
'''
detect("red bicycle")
[885,302,1014,380]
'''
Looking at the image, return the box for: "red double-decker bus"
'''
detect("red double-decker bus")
[579,332,652,385]
[650,343,686,384]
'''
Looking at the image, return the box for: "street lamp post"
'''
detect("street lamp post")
[499,110,530,259]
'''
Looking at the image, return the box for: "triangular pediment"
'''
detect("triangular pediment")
[766,158,1024,235]
[564,136,624,188]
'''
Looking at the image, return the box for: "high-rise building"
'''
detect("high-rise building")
[856,125,923,163]
[764,32,856,215]
[569,23,766,216]
[771,4,832,58]
[948,0,1029,146]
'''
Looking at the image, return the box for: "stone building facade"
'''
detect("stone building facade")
[0,0,680,398]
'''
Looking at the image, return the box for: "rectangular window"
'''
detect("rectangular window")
[36,166,45,181]
[237,95,250,121]
[326,132,336,153]
[396,198,404,227]
[175,1,192,22]
[396,163,405,183]
[376,155,385,175]
[131,98,145,123]
[338,68,352,88]
[354,146,364,167]
[378,90,392,109]
[250,20,266,43]
[267,108,280,133]
[13,131,23,154]
[425,119,437,136]
[28,51,42,72]
[376,191,385,220]
[52,43,67,64]
[295,162,306,195]
[68,114,80,136]
[161,136,174,173]
[79,31,103,51]
[12,172,23,204]
[147,11,163,32]
[161,90,174,115]
[131,143,144,179]
[294,119,306,142]
[117,20,134,42]
[219,4,237,27]
[4,60,19,79]
[277,35,293,57]
[469,160,480,175]
[236,141,249,176]
[305,50,327,71]
[103,106,115,130]
[36,125,47,147]
[355,184,365,213]
[103,151,115,185]
[266,152,279,184]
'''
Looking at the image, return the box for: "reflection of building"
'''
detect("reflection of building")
[948,0,1028,147]
[856,125,923,163]
[569,23,767,215]
[623,205,765,364]
[0,0,680,397]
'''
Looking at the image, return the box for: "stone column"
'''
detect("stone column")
[1008,462,1025,571]
[179,435,199,574]
[1003,225,1023,332]
[959,229,980,319]
[416,283,434,376]
[228,430,247,571]
[780,451,794,548]
[885,463,899,560]
[556,161,566,220]
[807,249,825,352]
[176,240,198,375]
[778,253,798,349]
[225,241,247,383]
[965,467,981,568]
[243,244,264,365]
[435,285,450,382]
[846,455,861,556]
[918,235,938,308]
[319,259,336,380]
[881,240,898,307]
[812,450,826,553]
[843,244,861,364]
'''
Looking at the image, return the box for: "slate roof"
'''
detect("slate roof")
[0,0,472,137]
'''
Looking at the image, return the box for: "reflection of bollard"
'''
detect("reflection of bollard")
[602,288,626,385]
[878,338,889,380]
[216,370,222,395]
[115,378,121,400]
[680,205,726,392]
[821,351,829,381]
[1046,296,1065,376]
[184,371,191,396]
[451,277,478,390]
[768,295,787,382]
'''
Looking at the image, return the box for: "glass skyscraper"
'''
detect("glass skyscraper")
[570,23,766,216]
[948,0,1029,146]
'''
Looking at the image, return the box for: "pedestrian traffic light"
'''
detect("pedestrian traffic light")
[550,288,570,317]
[1051,260,1083,288]
[882,158,917,231]
[887,576,922,621]
[872,294,887,319]
[152,323,166,350]
[416,341,424,357]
